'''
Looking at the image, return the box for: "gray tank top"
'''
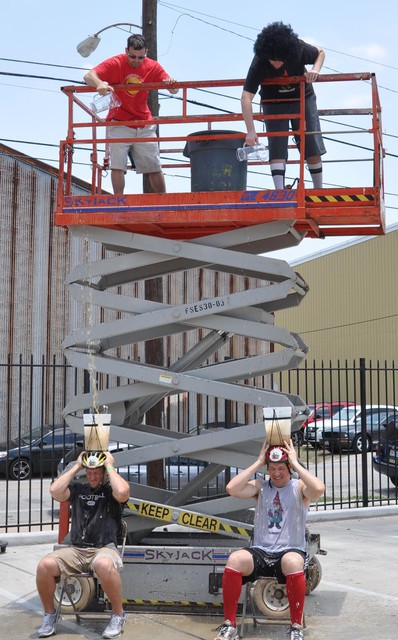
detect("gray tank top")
[253,478,307,553]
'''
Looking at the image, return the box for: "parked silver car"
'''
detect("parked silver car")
[319,405,398,453]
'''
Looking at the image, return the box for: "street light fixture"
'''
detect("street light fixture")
[76,22,142,57]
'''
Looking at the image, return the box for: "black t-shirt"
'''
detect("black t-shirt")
[68,481,122,547]
[243,40,319,101]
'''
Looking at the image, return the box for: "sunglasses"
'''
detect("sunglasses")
[127,53,147,60]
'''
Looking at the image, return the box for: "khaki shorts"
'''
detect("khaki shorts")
[107,123,162,174]
[46,544,123,579]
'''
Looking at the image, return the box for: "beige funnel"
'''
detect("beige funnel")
[83,413,111,451]
[263,407,292,445]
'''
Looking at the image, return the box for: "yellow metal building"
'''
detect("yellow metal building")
[274,228,398,403]
[276,227,398,364]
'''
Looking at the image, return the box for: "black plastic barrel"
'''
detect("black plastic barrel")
[183,130,247,192]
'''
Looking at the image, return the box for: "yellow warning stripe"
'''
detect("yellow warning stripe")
[305,194,374,203]
[127,499,252,538]
[124,599,222,607]
[219,522,252,537]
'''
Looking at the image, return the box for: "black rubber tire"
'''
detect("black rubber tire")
[352,434,371,454]
[292,431,304,447]
[306,556,322,594]
[252,577,290,618]
[9,458,32,480]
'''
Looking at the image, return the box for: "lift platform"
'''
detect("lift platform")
[56,71,385,517]
[55,73,385,610]
[55,72,385,240]
[54,74,383,610]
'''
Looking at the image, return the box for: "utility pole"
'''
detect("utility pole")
[142,0,158,194]
[141,0,165,488]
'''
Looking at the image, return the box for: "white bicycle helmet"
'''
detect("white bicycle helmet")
[82,451,107,469]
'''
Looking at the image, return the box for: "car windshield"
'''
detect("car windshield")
[331,407,357,422]
[14,426,51,445]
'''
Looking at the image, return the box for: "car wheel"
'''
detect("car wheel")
[306,556,322,594]
[252,577,290,618]
[291,431,304,447]
[352,435,371,454]
[54,575,96,613]
[389,476,398,487]
[9,458,32,480]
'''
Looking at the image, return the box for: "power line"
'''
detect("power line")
[0,57,86,71]
[1,67,397,147]
[299,311,398,336]
[0,71,84,84]
[158,1,398,72]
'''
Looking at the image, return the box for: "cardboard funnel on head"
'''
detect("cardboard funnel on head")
[263,407,292,445]
[83,413,111,452]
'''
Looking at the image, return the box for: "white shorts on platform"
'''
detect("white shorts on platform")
[107,123,162,174]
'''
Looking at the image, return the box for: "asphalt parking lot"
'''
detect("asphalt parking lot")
[1,507,398,640]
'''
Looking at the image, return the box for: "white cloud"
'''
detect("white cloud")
[349,44,387,61]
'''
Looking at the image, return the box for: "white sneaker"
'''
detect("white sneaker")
[102,612,126,639]
[38,611,58,637]
[214,620,238,640]
[288,623,304,640]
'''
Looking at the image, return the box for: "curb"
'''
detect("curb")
[1,530,58,546]
[2,504,398,546]
[307,503,398,522]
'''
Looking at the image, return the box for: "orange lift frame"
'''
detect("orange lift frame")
[55,72,385,241]
[54,73,385,557]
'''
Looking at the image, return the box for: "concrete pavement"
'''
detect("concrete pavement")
[1,507,398,640]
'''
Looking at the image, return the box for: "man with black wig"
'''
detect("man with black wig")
[242,21,326,190]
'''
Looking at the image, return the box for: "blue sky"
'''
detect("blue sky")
[1,0,397,261]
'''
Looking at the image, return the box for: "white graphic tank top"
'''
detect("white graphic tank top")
[253,478,307,553]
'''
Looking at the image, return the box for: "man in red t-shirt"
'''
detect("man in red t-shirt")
[84,33,178,194]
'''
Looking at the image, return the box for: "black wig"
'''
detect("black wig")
[254,22,300,61]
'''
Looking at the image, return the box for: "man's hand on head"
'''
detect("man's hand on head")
[282,439,298,466]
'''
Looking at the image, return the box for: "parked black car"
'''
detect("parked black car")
[373,416,398,486]
[0,426,83,480]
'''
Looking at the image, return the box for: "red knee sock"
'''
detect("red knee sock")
[286,571,306,626]
[222,566,243,626]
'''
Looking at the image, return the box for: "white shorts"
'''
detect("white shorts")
[107,123,162,174]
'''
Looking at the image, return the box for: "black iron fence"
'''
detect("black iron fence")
[0,356,397,533]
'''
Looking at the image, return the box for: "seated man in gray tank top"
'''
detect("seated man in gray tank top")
[214,439,325,640]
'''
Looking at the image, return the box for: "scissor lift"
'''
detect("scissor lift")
[54,73,383,608]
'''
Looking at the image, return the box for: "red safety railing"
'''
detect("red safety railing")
[55,73,385,240]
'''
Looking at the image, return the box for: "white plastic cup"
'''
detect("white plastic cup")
[90,92,122,114]
[236,144,268,162]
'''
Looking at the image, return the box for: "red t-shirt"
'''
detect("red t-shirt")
[93,53,171,123]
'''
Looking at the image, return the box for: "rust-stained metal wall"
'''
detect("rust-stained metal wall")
[0,145,270,440]
[0,145,99,439]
